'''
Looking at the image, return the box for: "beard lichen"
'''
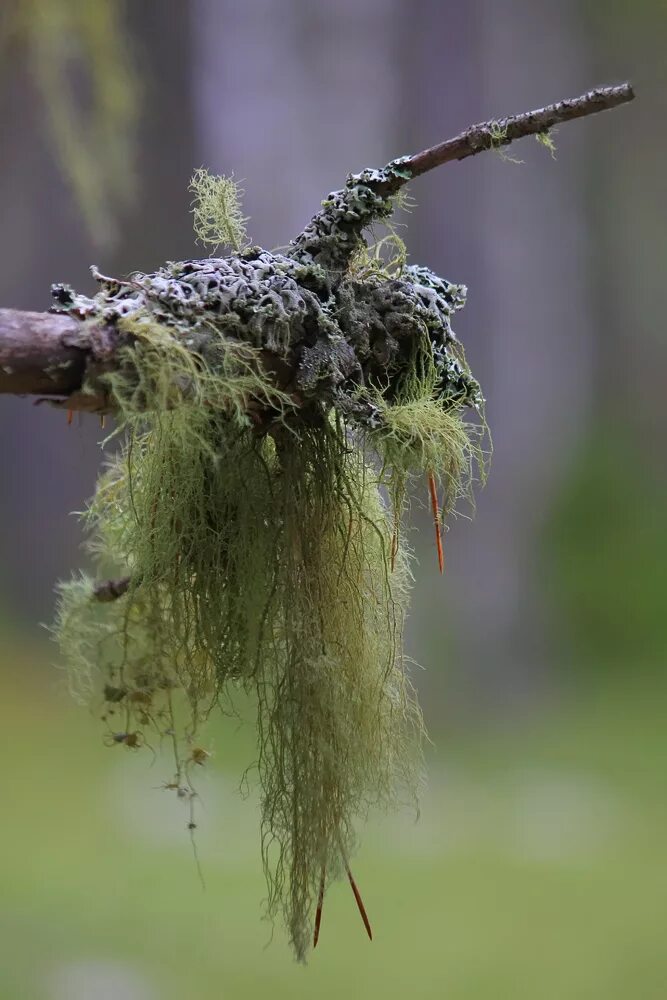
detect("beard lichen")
[52,166,487,961]
[189,168,251,254]
[6,0,137,243]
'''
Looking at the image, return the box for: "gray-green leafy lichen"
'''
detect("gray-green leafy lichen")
[289,160,412,272]
[51,157,482,427]
[51,253,480,431]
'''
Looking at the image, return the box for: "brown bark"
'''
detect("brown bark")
[0,308,84,396]
[0,308,115,411]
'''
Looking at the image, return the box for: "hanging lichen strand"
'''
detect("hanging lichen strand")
[52,162,486,962]
[7,0,138,243]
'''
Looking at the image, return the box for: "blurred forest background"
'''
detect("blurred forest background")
[0,2,665,998]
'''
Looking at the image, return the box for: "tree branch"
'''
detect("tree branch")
[0,83,634,410]
[390,83,635,188]
[0,307,114,411]
[0,309,85,396]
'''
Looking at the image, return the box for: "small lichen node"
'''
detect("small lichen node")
[189,169,250,253]
[52,157,487,962]
[536,129,558,159]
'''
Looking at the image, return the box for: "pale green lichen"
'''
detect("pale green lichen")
[189,169,250,253]
[348,227,408,280]
[52,160,486,962]
[368,325,487,523]
[56,339,423,959]
[536,129,558,159]
[6,0,138,243]
[489,121,524,165]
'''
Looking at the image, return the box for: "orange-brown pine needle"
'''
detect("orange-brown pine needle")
[344,861,372,942]
[66,409,73,426]
[313,865,326,948]
[428,472,444,574]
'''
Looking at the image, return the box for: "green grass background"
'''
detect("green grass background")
[3,640,665,1000]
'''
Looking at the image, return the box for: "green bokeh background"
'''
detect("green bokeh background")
[4,656,665,999]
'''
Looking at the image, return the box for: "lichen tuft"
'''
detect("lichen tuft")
[536,129,558,159]
[52,159,487,961]
[189,168,250,253]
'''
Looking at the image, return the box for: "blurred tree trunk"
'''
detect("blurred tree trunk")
[407,0,595,713]
[585,2,667,443]
[0,0,196,626]
[190,0,402,249]
[544,3,667,667]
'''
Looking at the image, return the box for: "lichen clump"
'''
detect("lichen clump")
[53,168,486,961]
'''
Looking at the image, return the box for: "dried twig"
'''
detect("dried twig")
[384,83,634,191]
